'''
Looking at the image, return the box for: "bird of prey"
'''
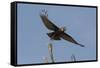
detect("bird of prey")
[40,10,84,47]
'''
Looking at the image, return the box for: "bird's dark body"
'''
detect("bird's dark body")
[47,30,64,40]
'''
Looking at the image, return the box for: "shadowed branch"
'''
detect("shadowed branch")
[71,54,76,61]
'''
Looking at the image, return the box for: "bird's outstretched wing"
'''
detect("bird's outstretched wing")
[40,14,59,31]
[60,32,84,47]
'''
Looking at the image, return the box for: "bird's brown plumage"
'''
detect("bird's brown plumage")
[40,15,59,31]
[40,11,84,47]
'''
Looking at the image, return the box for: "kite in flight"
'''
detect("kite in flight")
[40,10,84,47]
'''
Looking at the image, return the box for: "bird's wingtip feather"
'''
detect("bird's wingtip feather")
[78,44,85,47]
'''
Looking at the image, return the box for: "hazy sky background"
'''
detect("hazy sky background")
[17,3,96,64]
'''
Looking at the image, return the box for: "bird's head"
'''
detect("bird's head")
[60,27,66,32]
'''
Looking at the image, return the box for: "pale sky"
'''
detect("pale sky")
[17,3,96,64]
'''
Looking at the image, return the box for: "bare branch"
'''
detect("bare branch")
[48,43,55,63]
